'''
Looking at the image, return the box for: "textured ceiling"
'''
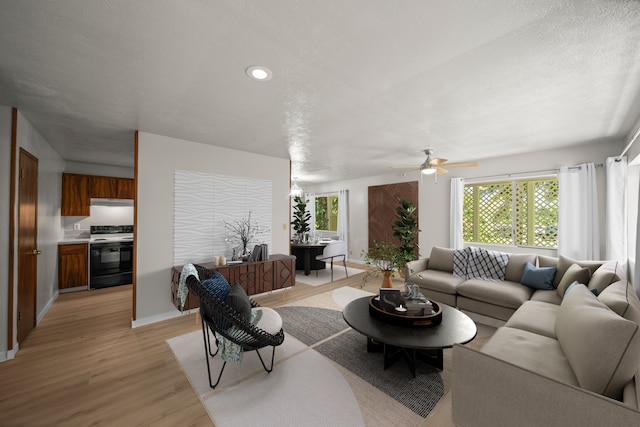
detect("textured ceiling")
[1,1,640,184]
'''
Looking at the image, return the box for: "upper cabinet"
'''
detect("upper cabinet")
[61,173,135,216]
[61,173,90,216]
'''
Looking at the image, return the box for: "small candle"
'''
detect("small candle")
[219,256,226,265]
[395,304,407,313]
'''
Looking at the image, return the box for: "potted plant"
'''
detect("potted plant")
[361,241,405,288]
[392,198,420,278]
[291,195,311,242]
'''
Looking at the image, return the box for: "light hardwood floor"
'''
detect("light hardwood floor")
[0,266,455,426]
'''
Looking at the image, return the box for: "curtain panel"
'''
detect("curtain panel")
[337,190,349,258]
[450,177,464,249]
[606,157,627,262]
[558,163,600,260]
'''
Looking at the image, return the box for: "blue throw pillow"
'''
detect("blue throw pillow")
[201,272,231,301]
[520,262,556,290]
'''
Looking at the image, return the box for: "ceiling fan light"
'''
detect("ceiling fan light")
[421,167,436,175]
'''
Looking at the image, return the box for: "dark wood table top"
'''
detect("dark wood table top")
[343,296,477,350]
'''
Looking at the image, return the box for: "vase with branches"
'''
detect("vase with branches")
[223,211,270,260]
[361,241,406,288]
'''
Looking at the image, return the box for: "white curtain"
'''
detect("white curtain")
[337,190,349,256]
[558,163,600,260]
[305,193,316,236]
[606,157,627,261]
[450,177,464,249]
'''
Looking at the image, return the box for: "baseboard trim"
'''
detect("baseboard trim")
[0,344,19,363]
[131,308,197,328]
[37,290,59,324]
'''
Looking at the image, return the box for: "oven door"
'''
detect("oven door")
[90,241,133,288]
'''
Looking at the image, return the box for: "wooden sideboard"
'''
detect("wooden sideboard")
[170,254,296,310]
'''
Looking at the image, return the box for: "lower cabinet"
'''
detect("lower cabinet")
[171,254,296,310]
[58,243,89,289]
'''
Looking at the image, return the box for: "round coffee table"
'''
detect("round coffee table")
[343,296,477,376]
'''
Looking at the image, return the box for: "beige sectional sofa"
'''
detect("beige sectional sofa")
[404,246,624,322]
[406,247,640,426]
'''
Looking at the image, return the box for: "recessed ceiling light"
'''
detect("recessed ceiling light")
[246,65,273,81]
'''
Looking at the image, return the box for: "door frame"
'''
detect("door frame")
[7,109,17,350]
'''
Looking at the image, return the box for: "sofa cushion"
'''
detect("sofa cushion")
[553,255,603,287]
[504,253,538,282]
[466,246,511,281]
[537,255,558,269]
[556,263,591,297]
[555,284,640,399]
[589,261,624,295]
[529,289,562,305]
[520,262,557,290]
[457,279,534,309]
[598,280,640,324]
[505,301,559,338]
[481,327,579,387]
[429,246,455,273]
[411,269,465,294]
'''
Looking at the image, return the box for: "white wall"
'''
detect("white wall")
[65,160,134,179]
[306,140,623,264]
[0,106,12,357]
[135,132,291,326]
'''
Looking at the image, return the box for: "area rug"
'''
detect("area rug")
[295,266,366,286]
[167,286,483,427]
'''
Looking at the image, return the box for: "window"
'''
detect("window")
[315,194,339,231]
[463,177,558,248]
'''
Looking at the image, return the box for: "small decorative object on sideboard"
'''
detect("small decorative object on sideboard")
[223,211,270,261]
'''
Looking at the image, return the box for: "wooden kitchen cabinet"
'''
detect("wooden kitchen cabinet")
[90,175,119,198]
[58,243,89,289]
[61,173,135,216]
[116,178,135,199]
[61,173,90,216]
[90,175,134,199]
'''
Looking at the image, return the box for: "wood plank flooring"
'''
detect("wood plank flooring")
[0,265,454,426]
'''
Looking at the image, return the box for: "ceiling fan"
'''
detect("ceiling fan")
[393,148,478,175]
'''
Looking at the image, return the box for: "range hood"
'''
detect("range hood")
[90,198,134,207]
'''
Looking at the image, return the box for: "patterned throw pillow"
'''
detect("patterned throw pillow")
[466,246,511,281]
[201,272,231,301]
[452,248,469,278]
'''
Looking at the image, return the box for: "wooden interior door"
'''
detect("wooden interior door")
[368,181,419,247]
[17,148,39,343]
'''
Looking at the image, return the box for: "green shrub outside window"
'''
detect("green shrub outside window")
[315,195,339,231]
[463,177,558,248]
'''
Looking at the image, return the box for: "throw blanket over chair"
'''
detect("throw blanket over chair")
[183,264,285,389]
[316,240,348,281]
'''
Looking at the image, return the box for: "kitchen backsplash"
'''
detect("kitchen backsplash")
[62,206,134,235]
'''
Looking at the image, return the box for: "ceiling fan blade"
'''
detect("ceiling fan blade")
[436,167,449,175]
[440,161,479,168]
[428,157,448,166]
[389,165,421,169]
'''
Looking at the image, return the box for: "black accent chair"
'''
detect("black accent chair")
[185,265,285,389]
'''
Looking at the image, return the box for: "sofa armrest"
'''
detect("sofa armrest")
[452,344,640,427]
[405,258,429,279]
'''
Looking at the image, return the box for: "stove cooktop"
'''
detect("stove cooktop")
[90,225,134,243]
